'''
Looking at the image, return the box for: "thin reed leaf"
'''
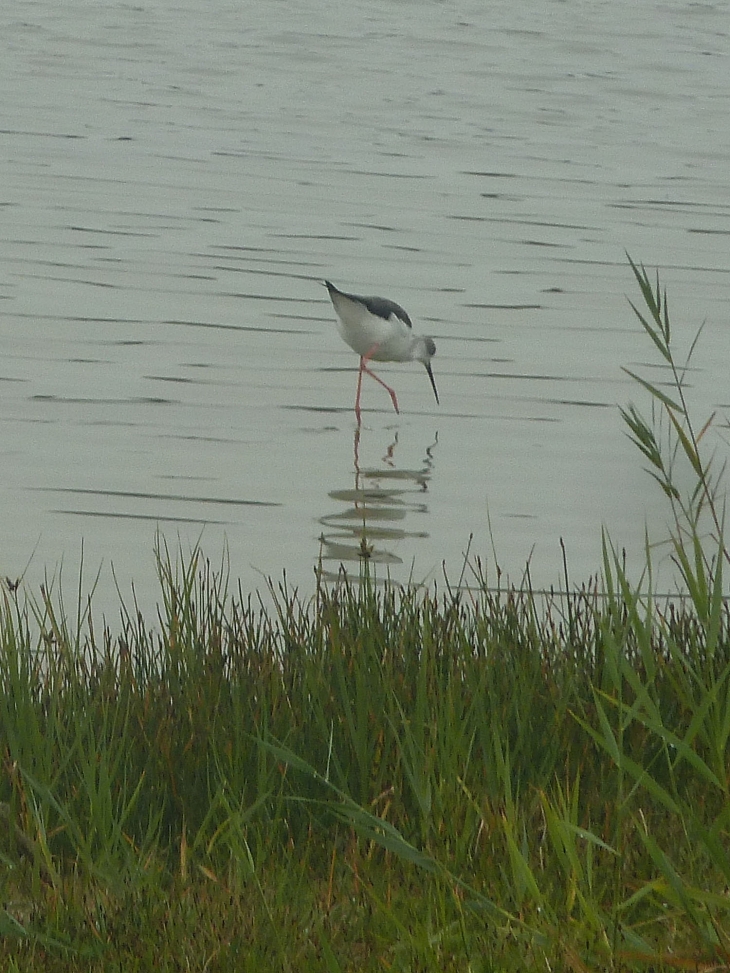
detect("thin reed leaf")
[501,813,545,911]
[258,736,438,872]
[626,301,672,362]
[573,696,682,815]
[622,369,683,413]
[666,406,704,478]
[635,826,705,933]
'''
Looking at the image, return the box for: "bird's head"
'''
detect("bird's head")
[414,337,439,405]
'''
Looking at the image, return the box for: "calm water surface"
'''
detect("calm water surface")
[1,0,729,616]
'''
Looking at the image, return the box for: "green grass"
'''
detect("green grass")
[0,259,728,971]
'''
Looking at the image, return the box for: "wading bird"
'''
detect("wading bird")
[324,280,439,422]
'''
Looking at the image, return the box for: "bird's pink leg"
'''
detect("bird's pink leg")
[359,345,400,415]
[354,362,365,424]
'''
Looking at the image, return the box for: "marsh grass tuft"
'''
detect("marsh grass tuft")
[0,259,729,971]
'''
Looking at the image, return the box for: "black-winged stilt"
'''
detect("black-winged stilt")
[323,280,439,422]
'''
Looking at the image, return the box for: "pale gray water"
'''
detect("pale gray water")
[1,0,729,616]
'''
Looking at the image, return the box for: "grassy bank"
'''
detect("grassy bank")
[1,261,728,971]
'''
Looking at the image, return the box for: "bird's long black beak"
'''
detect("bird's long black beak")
[425,362,439,405]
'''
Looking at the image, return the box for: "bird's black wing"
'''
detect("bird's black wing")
[324,280,412,329]
[359,294,413,329]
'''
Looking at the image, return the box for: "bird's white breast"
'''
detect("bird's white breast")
[332,292,415,361]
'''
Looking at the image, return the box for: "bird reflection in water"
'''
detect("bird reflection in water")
[316,427,438,583]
